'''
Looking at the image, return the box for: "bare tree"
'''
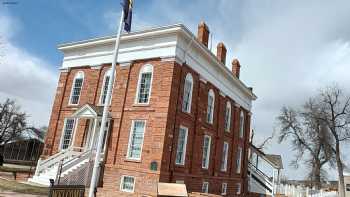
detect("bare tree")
[311,85,350,197]
[0,98,27,145]
[277,103,333,189]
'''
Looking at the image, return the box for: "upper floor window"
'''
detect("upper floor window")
[206,89,215,124]
[175,126,188,165]
[135,64,153,104]
[126,120,146,160]
[99,69,112,105]
[69,71,84,105]
[182,73,193,113]
[202,135,211,169]
[224,102,231,132]
[239,111,245,138]
[236,146,242,174]
[220,141,229,172]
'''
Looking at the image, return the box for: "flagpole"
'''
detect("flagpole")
[88,10,125,197]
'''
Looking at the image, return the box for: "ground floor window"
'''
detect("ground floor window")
[236,183,241,195]
[120,175,135,193]
[202,182,209,193]
[221,183,227,195]
[61,118,75,150]
[346,184,350,191]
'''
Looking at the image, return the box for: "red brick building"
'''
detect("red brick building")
[29,22,257,196]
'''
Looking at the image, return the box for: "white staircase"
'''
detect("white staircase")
[28,147,93,186]
[248,163,273,196]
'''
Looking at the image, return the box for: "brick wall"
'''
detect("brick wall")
[41,58,252,196]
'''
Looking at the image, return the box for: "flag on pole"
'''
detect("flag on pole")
[121,0,133,32]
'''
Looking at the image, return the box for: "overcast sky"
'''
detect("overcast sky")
[1,0,350,179]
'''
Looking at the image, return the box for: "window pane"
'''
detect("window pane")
[62,119,75,150]
[121,176,135,192]
[127,121,145,159]
[202,182,209,193]
[71,78,83,104]
[202,136,211,169]
[138,72,152,103]
[239,111,245,138]
[222,183,227,195]
[236,147,242,173]
[175,127,188,165]
[101,75,110,104]
[221,142,228,171]
[182,76,193,112]
[207,94,214,123]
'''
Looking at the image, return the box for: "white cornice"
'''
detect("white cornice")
[57,23,256,110]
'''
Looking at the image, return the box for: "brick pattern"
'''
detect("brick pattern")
[41,59,252,197]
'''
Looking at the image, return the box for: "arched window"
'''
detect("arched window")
[182,73,193,113]
[239,110,245,138]
[224,102,231,132]
[135,64,153,104]
[207,89,215,124]
[99,69,112,105]
[69,71,84,105]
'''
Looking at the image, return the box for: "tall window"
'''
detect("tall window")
[136,64,153,104]
[236,146,242,174]
[224,102,231,132]
[236,183,241,195]
[61,118,75,150]
[69,71,84,105]
[127,120,146,160]
[202,135,211,169]
[120,175,135,193]
[221,183,227,195]
[221,142,229,171]
[239,111,245,138]
[99,69,112,105]
[175,126,188,165]
[182,73,193,113]
[207,90,215,124]
[202,182,209,193]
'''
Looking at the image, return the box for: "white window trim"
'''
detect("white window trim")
[236,183,241,194]
[175,126,188,166]
[224,102,231,132]
[99,69,112,106]
[221,183,227,195]
[69,71,84,105]
[59,118,76,151]
[202,182,209,193]
[207,89,215,124]
[239,110,245,138]
[221,141,229,172]
[182,73,193,113]
[134,64,153,105]
[236,147,242,174]
[126,120,146,161]
[120,175,135,193]
[202,135,211,169]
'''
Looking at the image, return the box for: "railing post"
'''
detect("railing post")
[34,158,41,176]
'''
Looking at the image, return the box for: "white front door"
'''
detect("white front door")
[88,119,110,152]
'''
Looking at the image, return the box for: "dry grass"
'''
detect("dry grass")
[0,178,48,195]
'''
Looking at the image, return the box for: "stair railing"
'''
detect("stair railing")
[35,147,85,176]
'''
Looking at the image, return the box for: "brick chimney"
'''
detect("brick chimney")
[232,59,241,78]
[197,22,210,47]
[216,42,227,65]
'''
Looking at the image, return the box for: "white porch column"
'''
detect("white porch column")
[70,118,79,150]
